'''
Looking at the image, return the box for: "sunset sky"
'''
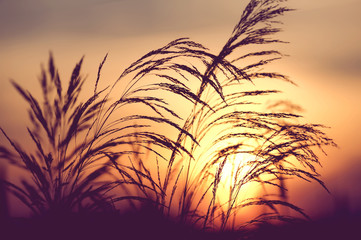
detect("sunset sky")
[0,0,360,219]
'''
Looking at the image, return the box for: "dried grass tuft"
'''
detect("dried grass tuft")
[0,0,336,233]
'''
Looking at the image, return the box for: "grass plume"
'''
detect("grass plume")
[0,0,336,236]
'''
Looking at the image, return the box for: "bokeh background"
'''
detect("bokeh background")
[0,0,360,219]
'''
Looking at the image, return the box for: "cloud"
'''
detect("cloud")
[0,0,242,39]
[324,52,361,78]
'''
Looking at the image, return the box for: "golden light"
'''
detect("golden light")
[193,150,266,229]
[216,152,261,205]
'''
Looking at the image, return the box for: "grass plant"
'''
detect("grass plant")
[0,0,336,236]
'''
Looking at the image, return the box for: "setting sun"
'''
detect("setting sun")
[217,153,259,199]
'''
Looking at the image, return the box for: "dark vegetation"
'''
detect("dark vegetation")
[0,0,341,239]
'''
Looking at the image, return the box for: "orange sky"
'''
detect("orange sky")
[0,0,360,219]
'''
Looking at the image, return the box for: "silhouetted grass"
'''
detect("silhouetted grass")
[0,0,337,238]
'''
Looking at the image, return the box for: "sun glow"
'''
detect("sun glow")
[216,153,261,204]
[192,151,266,228]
